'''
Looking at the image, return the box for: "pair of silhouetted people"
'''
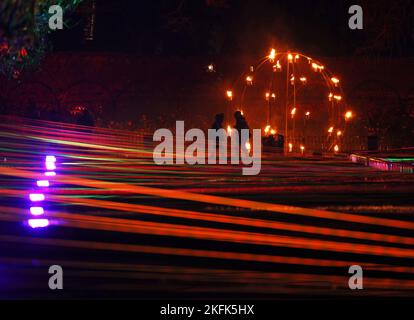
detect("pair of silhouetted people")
[210,111,249,132]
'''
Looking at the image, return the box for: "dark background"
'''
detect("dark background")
[53,0,414,57]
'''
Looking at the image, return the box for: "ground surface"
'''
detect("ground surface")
[1,117,414,299]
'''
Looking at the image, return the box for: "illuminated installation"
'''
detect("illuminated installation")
[224,49,354,153]
[27,155,56,228]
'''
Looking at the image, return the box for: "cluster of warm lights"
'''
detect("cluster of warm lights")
[331,77,340,86]
[230,48,350,154]
[264,125,277,135]
[273,60,282,72]
[312,62,324,72]
[265,92,276,101]
[329,93,342,102]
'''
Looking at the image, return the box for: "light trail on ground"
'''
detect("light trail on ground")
[1,116,414,298]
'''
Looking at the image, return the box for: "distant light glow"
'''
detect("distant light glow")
[331,77,340,85]
[37,180,50,187]
[264,125,271,134]
[226,90,233,100]
[268,48,276,62]
[30,207,45,216]
[245,142,251,151]
[28,219,49,228]
[328,126,334,133]
[29,194,45,202]
[334,145,339,152]
[288,143,293,152]
[270,129,276,135]
[45,172,56,177]
[345,111,353,120]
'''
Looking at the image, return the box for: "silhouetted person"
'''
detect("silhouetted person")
[211,113,224,130]
[233,111,249,133]
[77,108,95,127]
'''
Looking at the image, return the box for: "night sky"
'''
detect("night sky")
[53,0,414,57]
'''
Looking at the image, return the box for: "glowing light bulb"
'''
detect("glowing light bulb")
[334,95,342,101]
[28,219,49,228]
[227,125,232,134]
[245,141,251,151]
[37,180,49,187]
[207,64,215,72]
[46,161,56,170]
[269,48,276,62]
[305,111,310,117]
[345,111,353,120]
[288,53,293,62]
[270,129,276,135]
[300,77,307,83]
[328,93,334,101]
[271,93,276,100]
[246,75,253,85]
[312,63,324,72]
[291,107,297,117]
[265,92,270,101]
[337,130,342,136]
[331,77,340,85]
[226,90,233,100]
[29,194,45,202]
[30,207,44,216]
[328,126,334,133]
[45,156,56,163]
[288,143,293,152]
[264,125,271,134]
[334,145,339,152]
